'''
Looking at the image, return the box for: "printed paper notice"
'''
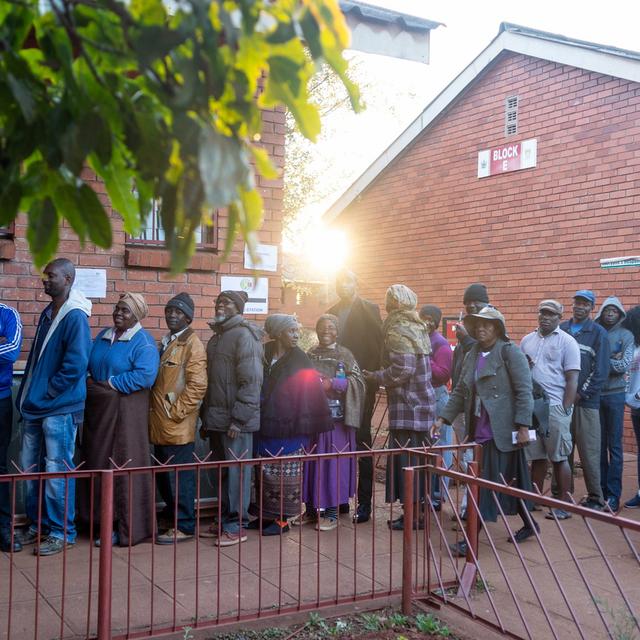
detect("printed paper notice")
[243,243,278,272]
[73,268,107,299]
[220,276,269,314]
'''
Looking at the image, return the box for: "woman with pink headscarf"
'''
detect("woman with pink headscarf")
[79,293,160,546]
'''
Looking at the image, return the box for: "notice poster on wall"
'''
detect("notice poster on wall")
[243,243,278,272]
[220,276,269,314]
[73,268,107,299]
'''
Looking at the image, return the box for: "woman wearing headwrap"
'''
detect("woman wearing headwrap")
[292,314,365,530]
[251,314,333,535]
[78,292,160,546]
[362,285,436,530]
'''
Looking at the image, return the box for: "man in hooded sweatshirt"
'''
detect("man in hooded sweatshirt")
[595,296,634,512]
[16,258,92,556]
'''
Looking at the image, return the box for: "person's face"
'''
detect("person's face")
[475,319,499,348]
[335,274,357,301]
[113,302,137,331]
[538,309,561,335]
[465,300,486,315]
[601,305,621,328]
[278,325,299,350]
[42,264,70,298]
[572,297,593,322]
[316,319,338,347]
[165,306,190,334]
[421,314,436,335]
[215,295,239,322]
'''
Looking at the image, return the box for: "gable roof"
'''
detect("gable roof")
[323,22,640,223]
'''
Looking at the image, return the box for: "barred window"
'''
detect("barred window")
[505,95,518,136]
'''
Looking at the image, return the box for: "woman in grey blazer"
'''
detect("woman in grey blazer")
[433,306,537,555]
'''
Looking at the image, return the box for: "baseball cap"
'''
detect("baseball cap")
[538,299,563,315]
[573,290,596,306]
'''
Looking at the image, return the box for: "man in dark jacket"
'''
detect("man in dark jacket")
[560,290,610,510]
[200,290,263,546]
[327,269,382,523]
[16,258,92,556]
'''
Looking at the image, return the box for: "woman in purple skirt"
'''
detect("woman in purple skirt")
[295,314,365,531]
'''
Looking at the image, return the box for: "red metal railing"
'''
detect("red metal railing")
[401,454,640,640]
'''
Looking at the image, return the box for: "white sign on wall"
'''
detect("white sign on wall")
[243,243,278,272]
[220,276,269,314]
[73,268,107,298]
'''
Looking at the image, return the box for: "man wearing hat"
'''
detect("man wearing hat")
[150,293,207,543]
[560,290,610,510]
[200,290,264,546]
[521,300,580,519]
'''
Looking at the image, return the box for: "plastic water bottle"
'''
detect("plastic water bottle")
[336,362,346,379]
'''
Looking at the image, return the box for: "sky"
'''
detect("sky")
[284,0,640,265]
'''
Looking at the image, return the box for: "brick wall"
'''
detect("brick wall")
[0,106,285,355]
[334,52,640,452]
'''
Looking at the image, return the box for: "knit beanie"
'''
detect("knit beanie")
[463,283,489,305]
[166,292,195,321]
[217,290,249,314]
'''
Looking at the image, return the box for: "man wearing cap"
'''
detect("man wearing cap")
[150,293,207,544]
[521,300,580,519]
[200,290,264,546]
[560,290,610,510]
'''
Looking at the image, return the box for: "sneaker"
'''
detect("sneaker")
[352,505,371,524]
[582,499,604,512]
[290,511,317,527]
[214,530,248,547]
[19,526,47,546]
[316,516,337,531]
[545,508,572,520]
[199,523,221,538]
[508,522,540,544]
[261,521,290,536]
[156,529,194,545]
[34,535,74,556]
[605,497,620,513]
[0,527,22,553]
[624,493,640,509]
[449,540,468,558]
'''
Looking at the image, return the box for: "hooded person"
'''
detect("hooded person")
[595,296,634,511]
[79,291,160,547]
[250,314,333,536]
[199,289,264,546]
[362,285,436,530]
[623,308,640,509]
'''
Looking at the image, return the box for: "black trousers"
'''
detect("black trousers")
[0,395,13,527]
[356,385,377,509]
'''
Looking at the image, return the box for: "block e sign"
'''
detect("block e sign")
[477,139,537,178]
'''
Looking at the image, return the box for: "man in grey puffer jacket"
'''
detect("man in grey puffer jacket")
[595,295,634,512]
[200,290,264,546]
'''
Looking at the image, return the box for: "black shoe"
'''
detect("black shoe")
[34,535,75,556]
[0,527,22,553]
[449,540,468,557]
[246,519,268,530]
[19,526,48,546]
[430,499,442,513]
[388,515,424,531]
[339,503,350,515]
[582,499,604,511]
[352,505,371,524]
[508,522,540,544]
[261,521,289,536]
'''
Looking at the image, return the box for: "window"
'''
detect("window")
[127,200,217,249]
[0,222,15,239]
[505,95,518,136]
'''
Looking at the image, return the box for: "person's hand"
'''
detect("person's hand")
[362,369,378,384]
[430,418,444,441]
[455,322,469,341]
[612,352,623,360]
[515,426,530,447]
[0,336,6,344]
[321,377,333,392]
[227,424,241,439]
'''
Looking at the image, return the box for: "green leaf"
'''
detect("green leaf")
[130,0,167,25]
[223,202,239,259]
[78,185,112,248]
[239,187,263,231]
[249,146,279,180]
[0,183,22,227]
[52,183,87,242]
[27,198,59,269]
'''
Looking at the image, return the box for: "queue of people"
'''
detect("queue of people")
[1,258,640,558]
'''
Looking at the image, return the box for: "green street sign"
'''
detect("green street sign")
[600,256,640,269]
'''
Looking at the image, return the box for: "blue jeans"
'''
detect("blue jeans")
[599,393,625,502]
[155,443,196,534]
[632,412,640,486]
[431,386,452,501]
[21,414,77,542]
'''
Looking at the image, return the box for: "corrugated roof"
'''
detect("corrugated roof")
[339,0,443,33]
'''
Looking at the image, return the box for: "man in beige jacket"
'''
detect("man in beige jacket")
[150,293,207,544]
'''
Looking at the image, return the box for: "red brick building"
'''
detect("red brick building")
[0,108,285,353]
[325,24,640,449]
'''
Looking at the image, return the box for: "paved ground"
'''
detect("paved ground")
[1,454,639,640]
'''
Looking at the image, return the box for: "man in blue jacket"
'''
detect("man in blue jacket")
[560,290,610,510]
[0,302,22,552]
[16,258,92,556]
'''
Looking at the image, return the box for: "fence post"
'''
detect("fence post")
[97,470,114,640]
[466,460,479,562]
[401,467,415,615]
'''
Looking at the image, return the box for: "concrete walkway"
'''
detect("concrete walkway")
[1,455,639,640]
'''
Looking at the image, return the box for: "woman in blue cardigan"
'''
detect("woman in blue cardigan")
[79,292,159,546]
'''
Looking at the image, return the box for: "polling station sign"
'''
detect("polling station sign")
[477,139,537,178]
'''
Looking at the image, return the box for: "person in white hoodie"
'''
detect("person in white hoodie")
[623,308,640,509]
[595,296,634,512]
[16,258,92,556]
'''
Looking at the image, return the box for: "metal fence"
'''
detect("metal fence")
[402,453,640,640]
